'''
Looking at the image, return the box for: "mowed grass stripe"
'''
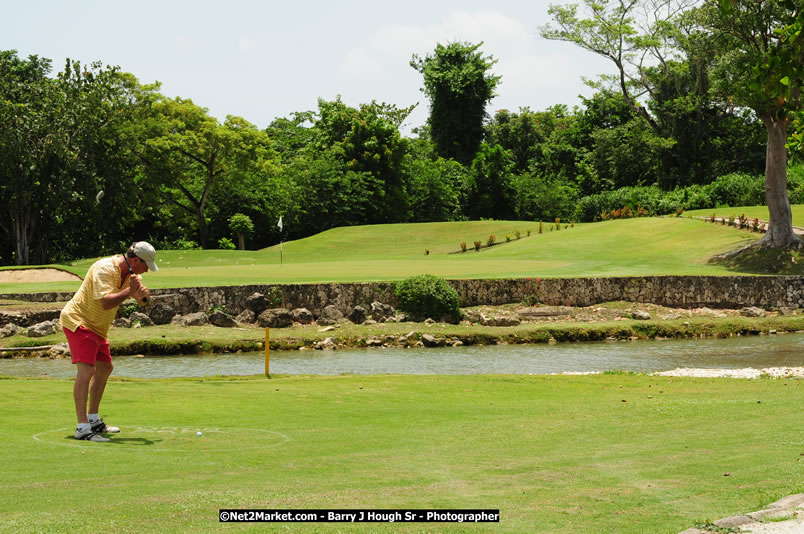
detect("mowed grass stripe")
[4,217,772,293]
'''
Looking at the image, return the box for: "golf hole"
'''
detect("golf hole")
[33,426,289,452]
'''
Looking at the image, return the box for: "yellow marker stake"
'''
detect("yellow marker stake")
[265,327,270,377]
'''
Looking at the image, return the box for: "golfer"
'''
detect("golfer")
[59,242,158,442]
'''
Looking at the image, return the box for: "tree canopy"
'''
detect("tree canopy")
[411,41,501,165]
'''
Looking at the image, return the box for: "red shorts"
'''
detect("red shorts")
[63,326,112,366]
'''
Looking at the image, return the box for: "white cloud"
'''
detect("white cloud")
[376,10,534,58]
[498,53,578,92]
[343,9,539,86]
[238,37,274,54]
[173,35,194,50]
[339,47,384,79]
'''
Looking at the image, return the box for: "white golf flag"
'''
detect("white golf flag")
[277,216,283,231]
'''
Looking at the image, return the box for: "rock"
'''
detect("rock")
[171,314,187,326]
[661,313,682,320]
[631,310,651,320]
[421,334,445,347]
[291,307,314,324]
[0,323,23,338]
[209,310,237,328]
[246,292,271,314]
[517,306,574,318]
[319,305,344,322]
[256,308,292,328]
[147,302,175,325]
[370,301,395,321]
[779,307,794,316]
[318,325,337,332]
[741,306,766,318]
[462,310,482,323]
[112,317,132,328]
[424,318,436,325]
[315,337,337,350]
[129,312,154,327]
[482,316,520,327]
[182,312,209,326]
[47,342,71,358]
[317,318,337,326]
[347,305,367,324]
[366,338,384,347]
[27,320,60,338]
[235,309,256,324]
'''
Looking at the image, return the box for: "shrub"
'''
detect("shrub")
[705,172,765,207]
[218,237,236,250]
[394,274,461,323]
[228,213,255,250]
[120,301,141,318]
[473,240,482,251]
[460,241,467,252]
[487,234,496,247]
[154,238,199,250]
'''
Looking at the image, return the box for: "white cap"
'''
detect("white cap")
[132,241,158,271]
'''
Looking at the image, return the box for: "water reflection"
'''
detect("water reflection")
[2,333,802,378]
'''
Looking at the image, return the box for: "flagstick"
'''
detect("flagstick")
[277,215,284,267]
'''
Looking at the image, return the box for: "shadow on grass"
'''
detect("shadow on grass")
[708,246,804,274]
[62,435,162,446]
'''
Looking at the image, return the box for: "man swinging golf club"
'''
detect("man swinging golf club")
[60,242,158,442]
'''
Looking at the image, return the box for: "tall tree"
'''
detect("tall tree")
[0,51,142,264]
[0,51,57,264]
[542,0,800,248]
[138,97,278,248]
[541,0,696,130]
[540,0,757,188]
[693,0,804,249]
[411,42,501,165]
[308,97,414,224]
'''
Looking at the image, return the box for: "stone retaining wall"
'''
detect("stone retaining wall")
[1,276,802,318]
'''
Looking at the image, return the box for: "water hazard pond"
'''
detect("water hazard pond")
[2,333,803,378]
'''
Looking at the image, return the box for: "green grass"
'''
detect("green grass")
[3,374,803,533]
[2,217,781,293]
[685,204,804,226]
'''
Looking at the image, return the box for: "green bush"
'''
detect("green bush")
[704,172,764,207]
[218,237,236,250]
[394,274,461,323]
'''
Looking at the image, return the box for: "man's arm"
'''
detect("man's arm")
[100,275,150,310]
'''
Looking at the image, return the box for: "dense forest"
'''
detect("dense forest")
[2,0,803,265]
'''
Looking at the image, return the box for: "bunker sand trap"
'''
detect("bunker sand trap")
[0,268,81,283]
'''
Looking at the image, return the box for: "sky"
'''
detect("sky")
[3,0,612,135]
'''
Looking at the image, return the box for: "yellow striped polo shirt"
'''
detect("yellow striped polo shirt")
[60,256,130,339]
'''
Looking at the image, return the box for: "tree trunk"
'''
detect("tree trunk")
[757,112,803,249]
[237,233,245,250]
[9,204,35,265]
[195,205,209,250]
